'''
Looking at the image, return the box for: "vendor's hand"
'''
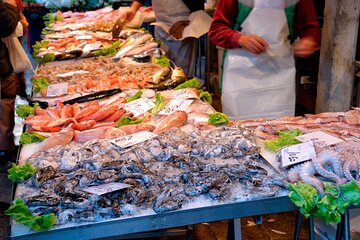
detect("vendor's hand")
[293,37,319,58]
[118,8,137,22]
[118,1,143,22]
[238,34,269,54]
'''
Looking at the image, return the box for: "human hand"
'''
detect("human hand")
[118,8,137,22]
[238,34,269,54]
[293,37,319,58]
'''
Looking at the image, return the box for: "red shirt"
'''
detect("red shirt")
[209,0,321,49]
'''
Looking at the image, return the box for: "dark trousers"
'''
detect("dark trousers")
[0,74,21,151]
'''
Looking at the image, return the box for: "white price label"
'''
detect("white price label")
[75,35,93,40]
[56,70,89,78]
[124,98,155,117]
[280,141,316,167]
[82,182,131,195]
[295,131,343,147]
[159,99,193,115]
[110,131,157,148]
[46,83,68,97]
[173,89,198,99]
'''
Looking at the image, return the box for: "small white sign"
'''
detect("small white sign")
[46,83,68,97]
[295,131,343,147]
[110,131,157,148]
[281,141,316,167]
[56,70,90,78]
[75,35,93,40]
[82,182,131,195]
[124,98,156,117]
[173,89,198,99]
[159,99,193,115]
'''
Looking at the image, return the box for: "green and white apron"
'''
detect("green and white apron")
[222,0,298,120]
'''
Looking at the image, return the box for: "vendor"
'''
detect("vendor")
[0,0,20,166]
[117,0,204,76]
[209,0,321,120]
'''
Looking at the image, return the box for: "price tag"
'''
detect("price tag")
[56,70,90,78]
[82,182,131,195]
[124,98,155,117]
[295,131,343,147]
[173,89,199,99]
[280,141,316,167]
[159,99,193,115]
[46,83,68,97]
[110,131,157,148]
[75,35,93,40]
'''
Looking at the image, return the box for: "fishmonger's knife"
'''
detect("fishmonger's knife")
[112,18,127,39]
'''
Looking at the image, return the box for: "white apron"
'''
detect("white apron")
[222,0,296,120]
[152,0,197,76]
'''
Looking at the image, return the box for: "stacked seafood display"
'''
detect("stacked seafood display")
[35,6,157,62]
[16,126,284,226]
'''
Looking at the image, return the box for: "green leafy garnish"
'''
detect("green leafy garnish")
[32,78,49,94]
[39,53,56,63]
[116,116,144,127]
[43,13,64,28]
[151,56,171,67]
[199,89,213,104]
[151,93,165,115]
[287,182,320,218]
[340,181,360,205]
[32,40,49,58]
[5,198,57,231]
[19,132,47,144]
[287,181,360,224]
[93,41,122,57]
[264,129,303,152]
[7,163,37,182]
[174,77,200,90]
[41,29,54,35]
[125,91,143,102]
[208,112,229,125]
[16,102,40,118]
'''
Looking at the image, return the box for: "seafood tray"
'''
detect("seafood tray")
[11,126,292,239]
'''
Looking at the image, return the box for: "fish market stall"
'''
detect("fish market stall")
[5,5,360,240]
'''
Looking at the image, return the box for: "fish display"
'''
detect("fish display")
[32,56,186,100]
[17,126,285,226]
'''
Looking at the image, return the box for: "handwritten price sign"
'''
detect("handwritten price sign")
[46,83,68,97]
[124,98,155,117]
[280,141,316,167]
[173,89,198,99]
[159,99,193,115]
[295,131,343,147]
[110,131,157,148]
[82,182,131,195]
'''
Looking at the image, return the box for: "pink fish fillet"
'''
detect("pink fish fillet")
[153,111,188,134]
[119,123,156,134]
[74,127,127,143]
[36,124,75,152]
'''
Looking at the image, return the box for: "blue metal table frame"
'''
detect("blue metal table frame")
[11,195,297,240]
